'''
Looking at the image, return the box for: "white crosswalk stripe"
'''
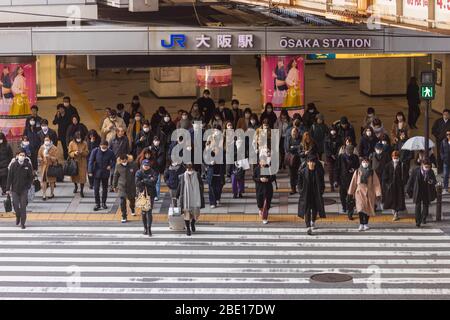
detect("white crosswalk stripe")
[1,223,450,299]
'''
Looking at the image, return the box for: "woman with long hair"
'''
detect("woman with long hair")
[391,111,409,144]
[10,65,30,116]
[299,131,317,168]
[284,58,302,109]
[38,135,59,200]
[68,132,89,197]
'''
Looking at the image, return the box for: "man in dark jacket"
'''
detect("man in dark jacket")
[406,77,420,129]
[109,127,130,189]
[116,103,131,128]
[38,119,58,147]
[382,151,406,221]
[371,142,391,209]
[25,105,42,132]
[149,136,165,201]
[0,133,13,195]
[231,99,244,128]
[336,145,360,218]
[406,159,437,227]
[336,116,356,147]
[135,159,159,236]
[88,140,115,211]
[324,127,342,191]
[63,96,79,122]
[197,89,216,124]
[6,150,33,229]
[432,109,450,174]
[164,160,185,207]
[297,154,325,235]
[135,120,153,156]
[53,104,71,159]
[440,129,450,194]
[217,99,233,123]
[113,154,138,223]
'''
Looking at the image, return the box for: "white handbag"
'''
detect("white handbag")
[168,207,181,216]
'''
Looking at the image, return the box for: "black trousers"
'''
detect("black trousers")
[60,137,68,159]
[415,199,429,225]
[436,139,444,174]
[289,162,299,191]
[340,185,349,211]
[94,177,109,205]
[408,103,420,127]
[142,210,153,231]
[358,212,370,225]
[305,207,317,228]
[12,190,28,226]
[120,196,135,219]
[0,175,7,193]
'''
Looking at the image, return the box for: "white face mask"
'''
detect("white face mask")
[135,117,141,122]
[44,141,51,146]
[0,140,3,144]
[63,102,69,107]
[121,162,127,167]
[250,120,256,125]
[376,149,382,154]
[164,117,170,122]
[382,141,387,145]
[22,141,30,146]
[227,126,232,129]
[187,170,193,175]
[143,127,150,133]
[330,130,336,135]
[76,139,82,143]
[18,155,25,163]
[42,126,48,132]
[366,131,372,137]
[100,147,108,152]
[309,109,314,113]
[267,108,273,113]
[423,166,430,172]
[30,120,35,126]
[362,162,369,169]
[393,159,399,164]
[182,115,188,120]
[154,141,160,146]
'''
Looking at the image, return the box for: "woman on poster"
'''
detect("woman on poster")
[10,66,30,116]
[0,66,13,100]
[271,58,287,106]
[284,58,302,108]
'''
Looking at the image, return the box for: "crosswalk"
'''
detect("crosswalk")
[0,223,450,299]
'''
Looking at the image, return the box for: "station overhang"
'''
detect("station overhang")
[0,25,449,56]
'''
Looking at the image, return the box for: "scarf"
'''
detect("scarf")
[360,166,372,184]
[183,171,201,210]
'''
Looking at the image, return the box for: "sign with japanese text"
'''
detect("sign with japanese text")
[435,0,450,24]
[402,0,429,21]
[372,0,397,16]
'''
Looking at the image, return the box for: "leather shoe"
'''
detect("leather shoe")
[93,205,101,211]
[102,203,108,209]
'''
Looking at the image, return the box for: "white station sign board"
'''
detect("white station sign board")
[435,0,450,25]
[372,0,397,17]
[402,0,429,21]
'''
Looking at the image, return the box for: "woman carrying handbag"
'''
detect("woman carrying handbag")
[135,159,158,236]
[68,132,88,197]
[38,136,59,201]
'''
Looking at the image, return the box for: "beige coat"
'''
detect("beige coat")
[38,145,59,184]
[101,117,126,143]
[347,169,382,215]
[68,140,89,184]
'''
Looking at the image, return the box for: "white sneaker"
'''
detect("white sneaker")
[131,212,136,216]
[358,224,364,232]
[443,190,449,195]
[363,225,370,231]
[216,200,220,206]
[121,219,127,223]
[311,221,317,230]
[210,205,216,209]
[154,197,159,201]
[262,219,268,224]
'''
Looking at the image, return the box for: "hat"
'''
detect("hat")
[375,142,383,150]
[142,159,150,166]
[340,116,348,125]
[307,154,317,162]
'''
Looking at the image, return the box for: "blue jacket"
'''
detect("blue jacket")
[88,147,115,179]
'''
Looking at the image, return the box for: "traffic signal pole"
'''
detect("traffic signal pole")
[425,100,430,161]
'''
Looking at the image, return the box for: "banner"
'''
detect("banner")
[196,66,232,88]
[261,55,305,113]
[0,60,36,140]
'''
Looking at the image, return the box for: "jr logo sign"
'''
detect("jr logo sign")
[161,34,186,48]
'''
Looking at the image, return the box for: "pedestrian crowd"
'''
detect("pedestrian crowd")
[3,85,449,236]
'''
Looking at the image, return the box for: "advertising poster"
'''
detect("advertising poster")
[196,66,232,88]
[261,55,305,113]
[402,0,429,21]
[0,60,36,140]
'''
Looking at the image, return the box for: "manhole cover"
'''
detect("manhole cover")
[310,273,353,283]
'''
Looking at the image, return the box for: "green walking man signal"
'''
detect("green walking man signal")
[421,85,435,100]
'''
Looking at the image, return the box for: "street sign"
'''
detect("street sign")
[421,85,435,100]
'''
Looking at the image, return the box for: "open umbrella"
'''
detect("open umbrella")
[401,136,435,151]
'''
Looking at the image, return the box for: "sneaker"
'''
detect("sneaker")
[262,219,268,224]
[233,194,237,199]
[216,200,220,206]
[131,212,136,216]
[102,203,108,209]
[311,221,317,230]
[93,205,101,211]
[393,213,399,221]
[306,228,312,235]
[363,225,370,231]
[358,224,364,232]
[121,219,127,223]
[21,225,26,230]
[443,189,449,195]
[238,193,243,198]
[210,205,216,209]
[154,197,159,201]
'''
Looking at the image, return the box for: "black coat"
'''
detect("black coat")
[358,136,377,158]
[0,143,13,176]
[66,123,88,144]
[310,123,328,154]
[297,167,325,218]
[382,162,406,211]
[113,161,138,198]
[407,83,420,105]
[135,167,159,198]
[117,110,131,128]
[371,151,391,183]
[432,118,450,142]
[88,147,115,179]
[253,166,276,209]
[149,145,165,173]
[337,124,356,147]
[6,158,33,193]
[440,139,450,165]
[406,167,437,204]
[53,111,71,141]
[260,112,277,128]
[38,128,58,146]
[135,130,153,155]
[218,107,234,123]
[324,135,343,160]
[336,153,360,189]
[197,97,216,123]
[110,136,130,157]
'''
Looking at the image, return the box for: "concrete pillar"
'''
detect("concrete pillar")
[149,66,197,98]
[359,58,408,96]
[432,54,450,113]
[325,59,360,78]
[36,55,57,98]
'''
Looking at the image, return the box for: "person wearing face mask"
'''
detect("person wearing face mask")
[101,109,126,144]
[149,136,165,201]
[253,158,276,224]
[150,106,167,130]
[371,118,388,141]
[298,154,325,235]
[116,103,131,128]
[177,111,192,130]
[62,96,79,122]
[299,132,317,168]
[260,103,277,129]
[255,119,272,155]
[110,127,130,190]
[302,103,319,130]
[126,111,144,158]
[286,127,301,194]
[208,111,224,130]
[391,111,409,144]
[358,127,377,159]
[23,116,41,161]
[0,133,13,195]
[68,132,89,197]
[274,110,291,170]
[88,140,115,211]
[87,130,101,189]
[38,136,59,201]
[135,159,158,235]
[6,150,33,229]
[113,154,138,223]
[236,108,252,131]
[205,147,225,209]
[394,130,413,186]
[177,164,205,236]
[361,107,376,136]
[348,157,382,231]
[324,126,343,192]
[336,117,356,148]
[382,151,407,221]
[189,102,205,123]
[164,160,186,208]
[52,104,71,159]
[66,115,88,145]
[19,136,33,166]
[25,105,42,132]
[37,119,58,147]
[156,113,176,153]
[196,89,216,125]
[230,99,244,128]
[440,129,450,194]
[248,113,259,130]
[432,109,450,174]
[336,145,360,218]
[216,99,233,123]
[371,142,391,211]
[310,113,328,160]
[129,95,145,119]
[407,159,437,227]
[135,120,153,156]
